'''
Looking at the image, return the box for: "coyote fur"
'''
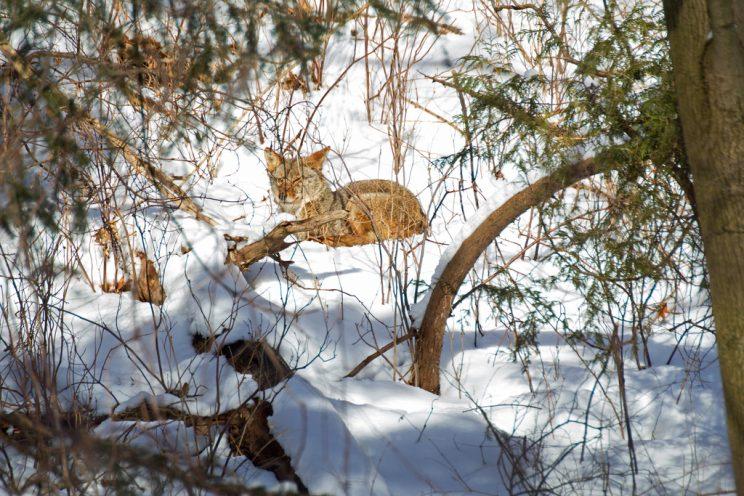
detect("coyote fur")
[265,147,427,247]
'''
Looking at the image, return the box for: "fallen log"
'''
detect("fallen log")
[112,399,308,494]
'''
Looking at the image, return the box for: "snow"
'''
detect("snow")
[270,376,392,495]
[0,1,735,494]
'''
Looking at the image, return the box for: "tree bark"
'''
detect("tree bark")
[411,157,617,394]
[663,0,744,490]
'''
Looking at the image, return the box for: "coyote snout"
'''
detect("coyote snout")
[265,147,427,247]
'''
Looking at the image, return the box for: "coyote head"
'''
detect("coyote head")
[264,147,331,213]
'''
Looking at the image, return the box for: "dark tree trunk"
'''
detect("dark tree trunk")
[663,0,744,490]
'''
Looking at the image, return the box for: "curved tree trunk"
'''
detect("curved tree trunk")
[411,157,617,394]
[663,0,744,489]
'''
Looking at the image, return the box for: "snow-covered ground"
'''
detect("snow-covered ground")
[0,1,735,494]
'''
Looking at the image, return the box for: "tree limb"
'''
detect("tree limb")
[82,117,217,226]
[0,400,308,495]
[226,210,349,269]
[344,329,417,378]
[410,156,620,394]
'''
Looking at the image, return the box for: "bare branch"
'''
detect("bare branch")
[0,401,308,495]
[344,329,417,378]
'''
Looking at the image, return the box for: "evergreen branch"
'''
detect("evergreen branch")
[426,74,580,141]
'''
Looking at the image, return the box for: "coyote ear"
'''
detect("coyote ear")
[264,148,283,173]
[303,147,330,171]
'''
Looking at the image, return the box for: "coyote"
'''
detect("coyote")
[264,147,427,246]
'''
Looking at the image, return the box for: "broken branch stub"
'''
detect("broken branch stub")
[131,252,166,306]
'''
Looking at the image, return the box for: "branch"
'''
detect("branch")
[400,14,463,35]
[411,156,620,393]
[226,210,349,269]
[490,3,540,12]
[0,401,308,495]
[427,75,577,141]
[0,36,217,227]
[82,117,217,226]
[344,329,417,378]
